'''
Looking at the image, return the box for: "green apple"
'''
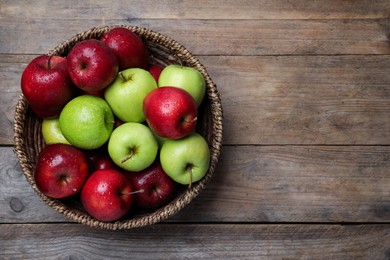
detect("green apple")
[158,64,206,107]
[59,95,114,150]
[104,68,157,123]
[160,132,210,185]
[153,132,168,148]
[41,117,70,145]
[108,122,158,172]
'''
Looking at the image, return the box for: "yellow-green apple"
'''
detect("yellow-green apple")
[108,122,158,172]
[59,95,114,150]
[158,64,206,107]
[125,161,178,209]
[160,133,210,186]
[34,143,89,198]
[41,117,70,145]
[80,169,135,222]
[100,27,149,70]
[143,86,197,139]
[147,64,164,83]
[21,55,76,118]
[104,68,157,123]
[67,39,119,93]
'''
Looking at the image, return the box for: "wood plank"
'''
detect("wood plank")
[204,55,390,145]
[1,223,389,259]
[2,145,389,223]
[2,54,390,145]
[1,19,389,55]
[2,0,390,20]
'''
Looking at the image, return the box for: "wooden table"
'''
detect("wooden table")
[1,1,390,258]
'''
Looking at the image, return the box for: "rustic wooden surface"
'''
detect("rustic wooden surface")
[1,1,390,259]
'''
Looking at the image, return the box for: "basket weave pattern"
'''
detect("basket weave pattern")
[13,25,223,229]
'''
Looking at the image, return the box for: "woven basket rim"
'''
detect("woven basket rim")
[13,25,223,230]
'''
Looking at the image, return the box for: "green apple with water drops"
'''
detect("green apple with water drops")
[59,95,114,150]
[41,117,70,145]
[160,132,210,186]
[108,122,158,172]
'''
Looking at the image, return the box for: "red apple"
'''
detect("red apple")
[34,143,89,199]
[21,55,76,118]
[114,117,124,128]
[101,27,149,70]
[81,169,134,222]
[126,161,178,209]
[143,86,198,139]
[67,39,119,93]
[85,147,117,173]
[147,64,164,83]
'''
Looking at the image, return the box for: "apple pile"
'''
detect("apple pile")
[20,27,211,222]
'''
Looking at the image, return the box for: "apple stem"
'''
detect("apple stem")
[184,116,197,124]
[121,150,134,164]
[119,72,126,82]
[153,187,163,199]
[122,189,144,196]
[47,56,52,70]
[64,178,77,192]
[106,120,115,124]
[178,57,183,67]
[187,164,193,189]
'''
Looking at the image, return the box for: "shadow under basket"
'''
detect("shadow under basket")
[13,25,223,230]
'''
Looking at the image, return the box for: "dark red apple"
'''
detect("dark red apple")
[143,86,198,139]
[21,55,76,118]
[114,117,124,128]
[147,64,164,83]
[126,161,178,209]
[85,148,117,173]
[100,27,149,70]
[67,39,119,93]
[34,143,89,199]
[80,169,134,222]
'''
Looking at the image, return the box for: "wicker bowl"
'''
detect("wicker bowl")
[13,25,223,229]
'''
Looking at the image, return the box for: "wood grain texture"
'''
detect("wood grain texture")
[1,19,390,55]
[2,54,390,145]
[2,0,390,19]
[1,223,389,259]
[2,146,389,223]
[1,1,390,258]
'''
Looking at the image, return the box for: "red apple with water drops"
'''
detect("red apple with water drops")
[86,147,117,174]
[21,55,76,118]
[80,169,135,222]
[126,161,178,209]
[34,143,89,199]
[143,86,198,139]
[147,64,164,83]
[101,27,149,70]
[67,39,119,93]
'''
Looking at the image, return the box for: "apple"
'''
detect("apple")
[80,169,135,222]
[114,117,124,128]
[101,27,149,70]
[158,64,206,107]
[41,117,70,145]
[160,133,210,186]
[85,147,117,173]
[59,95,114,150]
[108,122,158,172]
[21,55,76,118]
[34,143,89,198]
[125,161,178,209]
[67,39,119,93]
[143,86,197,139]
[104,68,157,123]
[147,64,164,83]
